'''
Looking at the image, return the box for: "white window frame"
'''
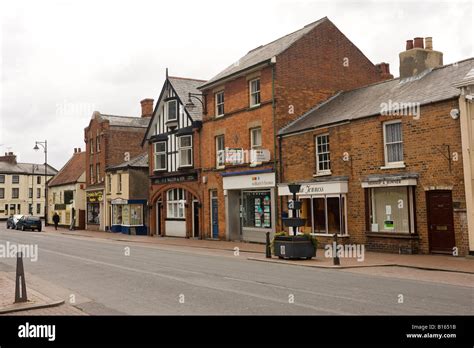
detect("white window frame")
[154,141,167,171]
[166,99,178,122]
[315,134,331,176]
[117,173,122,193]
[167,188,185,219]
[178,135,193,168]
[96,164,101,183]
[215,91,225,117]
[215,135,225,169]
[107,174,111,193]
[383,120,404,168]
[250,127,262,150]
[249,78,261,107]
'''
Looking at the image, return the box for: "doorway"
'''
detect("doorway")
[426,190,455,254]
[192,200,200,238]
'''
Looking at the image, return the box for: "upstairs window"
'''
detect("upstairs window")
[384,121,404,166]
[89,164,94,184]
[96,164,101,183]
[117,173,122,193]
[37,176,41,184]
[0,175,4,183]
[154,142,167,171]
[0,188,4,199]
[249,78,261,107]
[215,91,225,117]
[166,99,178,122]
[96,131,101,152]
[12,175,19,184]
[250,127,262,150]
[178,135,193,167]
[215,135,225,168]
[12,188,19,199]
[316,134,331,175]
[90,138,94,154]
[37,188,41,198]
[107,175,112,193]
[29,188,33,199]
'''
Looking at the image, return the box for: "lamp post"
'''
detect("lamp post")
[33,140,48,225]
[185,93,206,113]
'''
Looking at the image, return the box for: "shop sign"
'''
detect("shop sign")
[361,178,417,188]
[153,173,197,184]
[278,181,348,196]
[87,191,103,203]
[223,172,275,190]
[111,198,128,205]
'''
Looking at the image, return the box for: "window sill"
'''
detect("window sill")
[366,232,419,239]
[311,233,350,238]
[178,165,193,169]
[313,171,332,177]
[249,104,261,110]
[380,163,406,170]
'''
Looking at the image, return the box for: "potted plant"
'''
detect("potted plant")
[273,232,317,259]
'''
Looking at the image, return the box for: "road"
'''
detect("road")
[0,226,472,315]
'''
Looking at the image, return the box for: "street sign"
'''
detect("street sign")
[283,217,306,227]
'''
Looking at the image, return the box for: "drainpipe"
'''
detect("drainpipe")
[271,58,279,232]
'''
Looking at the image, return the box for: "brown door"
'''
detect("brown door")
[78,209,86,230]
[426,191,455,254]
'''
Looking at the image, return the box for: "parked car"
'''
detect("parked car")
[6,214,24,229]
[16,216,42,232]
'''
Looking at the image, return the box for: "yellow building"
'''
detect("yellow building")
[47,149,86,229]
[0,152,57,219]
[454,67,474,255]
[104,153,149,235]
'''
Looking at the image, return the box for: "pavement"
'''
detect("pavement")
[45,226,474,274]
[0,225,472,315]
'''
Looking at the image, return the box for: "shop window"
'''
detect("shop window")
[383,121,404,166]
[316,134,331,175]
[167,188,185,219]
[130,205,143,225]
[249,78,261,107]
[154,142,167,171]
[215,135,225,168]
[242,190,271,229]
[309,196,346,234]
[215,91,225,117]
[113,205,123,225]
[178,135,193,167]
[368,186,413,233]
[87,203,100,224]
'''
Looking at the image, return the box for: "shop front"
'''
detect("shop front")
[110,198,147,235]
[86,190,103,230]
[222,170,276,243]
[278,178,348,236]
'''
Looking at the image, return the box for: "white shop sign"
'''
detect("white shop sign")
[361,178,417,188]
[278,181,348,196]
[223,172,276,190]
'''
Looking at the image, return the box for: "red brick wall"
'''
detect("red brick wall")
[280,99,468,255]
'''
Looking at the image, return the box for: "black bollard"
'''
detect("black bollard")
[333,233,340,266]
[15,252,28,303]
[265,232,271,258]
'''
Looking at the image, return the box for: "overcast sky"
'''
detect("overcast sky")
[0,0,472,170]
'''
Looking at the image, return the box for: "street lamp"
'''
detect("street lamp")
[185,93,205,112]
[33,140,48,225]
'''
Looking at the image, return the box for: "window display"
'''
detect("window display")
[242,190,271,229]
[369,186,412,233]
[87,203,100,224]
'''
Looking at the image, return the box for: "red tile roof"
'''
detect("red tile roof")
[48,152,86,187]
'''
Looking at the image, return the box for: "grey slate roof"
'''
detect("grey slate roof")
[279,58,474,135]
[107,152,148,171]
[199,17,328,89]
[99,114,149,128]
[0,162,58,175]
[168,77,206,121]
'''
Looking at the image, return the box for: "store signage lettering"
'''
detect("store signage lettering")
[251,175,274,187]
[367,179,402,186]
[153,173,197,184]
[87,191,103,202]
[300,185,324,194]
[112,198,128,205]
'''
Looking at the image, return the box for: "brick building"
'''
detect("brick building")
[143,74,205,238]
[84,105,151,231]
[197,17,389,242]
[278,37,473,255]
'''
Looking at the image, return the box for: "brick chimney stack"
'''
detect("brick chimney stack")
[0,152,17,164]
[399,36,443,78]
[375,62,394,80]
[140,99,154,118]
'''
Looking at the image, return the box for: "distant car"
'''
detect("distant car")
[16,216,42,232]
[6,214,24,229]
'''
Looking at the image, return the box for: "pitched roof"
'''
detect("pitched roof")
[279,58,474,135]
[48,152,86,187]
[168,76,206,121]
[99,114,150,128]
[199,17,328,89]
[0,161,58,176]
[107,152,148,171]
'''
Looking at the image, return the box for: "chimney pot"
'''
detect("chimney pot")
[413,37,424,49]
[425,37,433,50]
[140,98,154,118]
[406,40,414,50]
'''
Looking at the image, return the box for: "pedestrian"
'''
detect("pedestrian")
[52,212,60,230]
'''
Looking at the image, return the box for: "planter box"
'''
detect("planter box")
[273,235,316,260]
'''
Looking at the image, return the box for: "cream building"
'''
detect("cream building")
[47,149,86,229]
[454,67,474,256]
[0,152,57,219]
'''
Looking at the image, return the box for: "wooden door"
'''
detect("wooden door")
[426,191,455,254]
